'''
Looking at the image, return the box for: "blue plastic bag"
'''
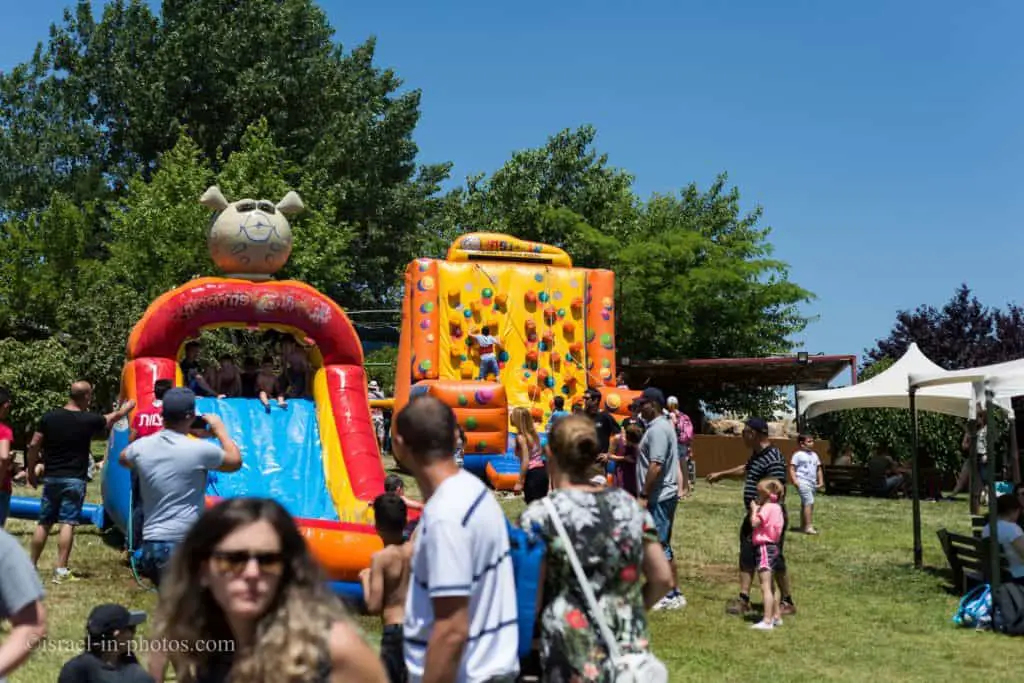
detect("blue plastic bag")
[954,584,992,629]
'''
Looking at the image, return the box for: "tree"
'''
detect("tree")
[0,339,76,446]
[440,126,813,414]
[0,0,450,307]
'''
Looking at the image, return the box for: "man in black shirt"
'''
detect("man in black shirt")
[706,418,796,617]
[583,388,621,478]
[58,603,153,683]
[27,382,134,583]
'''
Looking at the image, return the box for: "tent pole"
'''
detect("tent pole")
[969,409,979,516]
[986,391,1001,592]
[794,386,802,435]
[1011,415,1020,484]
[910,389,922,569]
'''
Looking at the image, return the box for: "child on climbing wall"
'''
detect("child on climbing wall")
[471,326,501,381]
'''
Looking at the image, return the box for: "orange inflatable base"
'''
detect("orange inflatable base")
[206,497,381,581]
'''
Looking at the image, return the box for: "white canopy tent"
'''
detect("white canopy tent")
[904,358,1024,581]
[908,357,1024,414]
[797,343,973,419]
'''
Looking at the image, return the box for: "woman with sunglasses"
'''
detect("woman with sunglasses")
[149,497,387,683]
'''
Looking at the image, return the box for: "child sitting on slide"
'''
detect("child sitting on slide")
[257,355,287,412]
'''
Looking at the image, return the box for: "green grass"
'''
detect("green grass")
[4,460,1020,682]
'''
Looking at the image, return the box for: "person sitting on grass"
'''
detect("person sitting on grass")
[360,493,412,683]
[749,478,786,630]
[981,493,1024,583]
[58,603,152,683]
[789,434,823,534]
[867,445,909,497]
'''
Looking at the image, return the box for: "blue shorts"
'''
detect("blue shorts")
[0,491,10,527]
[139,540,178,586]
[39,477,86,526]
[479,356,500,380]
[649,497,678,561]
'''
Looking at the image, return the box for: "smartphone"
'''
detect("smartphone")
[191,415,208,430]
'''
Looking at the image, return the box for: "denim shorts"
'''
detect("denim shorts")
[648,496,678,561]
[39,477,87,526]
[797,482,815,506]
[139,540,178,586]
[479,355,500,379]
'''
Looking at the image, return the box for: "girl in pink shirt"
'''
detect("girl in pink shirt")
[749,478,785,630]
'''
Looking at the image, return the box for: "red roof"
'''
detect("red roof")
[619,354,856,394]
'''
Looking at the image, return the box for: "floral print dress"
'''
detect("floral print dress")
[519,487,658,682]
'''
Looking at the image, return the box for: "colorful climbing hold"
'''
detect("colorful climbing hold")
[494,293,508,308]
[458,394,468,406]
[474,389,494,405]
[605,393,621,410]
[419,319,430,330]
[464,309,473,318]
[482,287,493,298]
[534,273,544,282]
[601,310,611,321]
[539,291,549,303]
[563,320,575,335]
[476,441,488,452]
[551,351,561,364]
[418,261,429,272]
[466,416,478,430]
[600,333,613,349]
[553,291,563,301]
[586,329,596,343]
[602,296,613,310]
[602,358,611,368]
[525,290,538,304]
[539,341,548,352]
[600,367,612,380]
[426,333,435,343]
[498,350,510,362]
[545,376,555,388]
[557,308,566,318]
[418,276,435,291]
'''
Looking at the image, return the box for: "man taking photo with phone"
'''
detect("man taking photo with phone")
[119,388,241,585]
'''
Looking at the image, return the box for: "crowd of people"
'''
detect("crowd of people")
[0,361,841,681]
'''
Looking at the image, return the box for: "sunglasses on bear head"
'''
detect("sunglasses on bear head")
[209,550,286,576]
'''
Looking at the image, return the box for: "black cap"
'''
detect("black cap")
[162,387,196,420]
[87,604,146,636]
[639,387,665,407]
[745,417,770,434]
[584,388,602,400]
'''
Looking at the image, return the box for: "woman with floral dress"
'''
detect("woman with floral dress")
[519,415,673,682]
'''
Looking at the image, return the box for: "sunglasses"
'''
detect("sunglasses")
[209,550,286,576]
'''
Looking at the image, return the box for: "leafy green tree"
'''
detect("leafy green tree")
[0,0,450,308]
[0,339,76,445]
[365,346,398,395]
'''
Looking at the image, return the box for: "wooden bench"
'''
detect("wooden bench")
[823,466,874,496]
[971,516,985,538]
[937,529,1011,593]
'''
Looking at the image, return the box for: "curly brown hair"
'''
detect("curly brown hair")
[153,498,347,682]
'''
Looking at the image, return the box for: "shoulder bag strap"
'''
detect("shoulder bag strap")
[541,496,623,662]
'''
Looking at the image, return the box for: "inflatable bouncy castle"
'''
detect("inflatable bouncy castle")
[392,233,638,487]
[101,187,388,601]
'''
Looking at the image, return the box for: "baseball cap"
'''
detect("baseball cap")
[639,387,665,406]
[667,395,679,406]
[162,387,196,419]
[87,604,146,636]
[745,417,769,434]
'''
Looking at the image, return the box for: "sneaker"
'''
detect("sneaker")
[772,617,783,626]
[750,621,774,630]
[726,598,752,615]
[658,591,686,610]
[52,569,80,584]
[779,602,796,616]
[805,528,819,535]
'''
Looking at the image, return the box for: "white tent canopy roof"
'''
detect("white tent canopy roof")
[797,343,973,419]
[908,357,1024,414]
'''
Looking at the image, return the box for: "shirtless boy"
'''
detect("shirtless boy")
[256,356,286,411]
[360,493,411,683]
[280,338,310,399]
[208,354,242,397]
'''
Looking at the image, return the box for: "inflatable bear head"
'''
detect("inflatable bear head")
[200,186,304,280]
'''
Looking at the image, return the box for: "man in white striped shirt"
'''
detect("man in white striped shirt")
[394,396,519,683]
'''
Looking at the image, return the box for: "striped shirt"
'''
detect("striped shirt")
[403,470,519,682]
[743,445,787,509]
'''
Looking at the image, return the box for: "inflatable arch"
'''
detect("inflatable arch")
[103,277,389,599]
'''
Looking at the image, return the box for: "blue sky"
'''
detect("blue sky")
[3,0,1022,382]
